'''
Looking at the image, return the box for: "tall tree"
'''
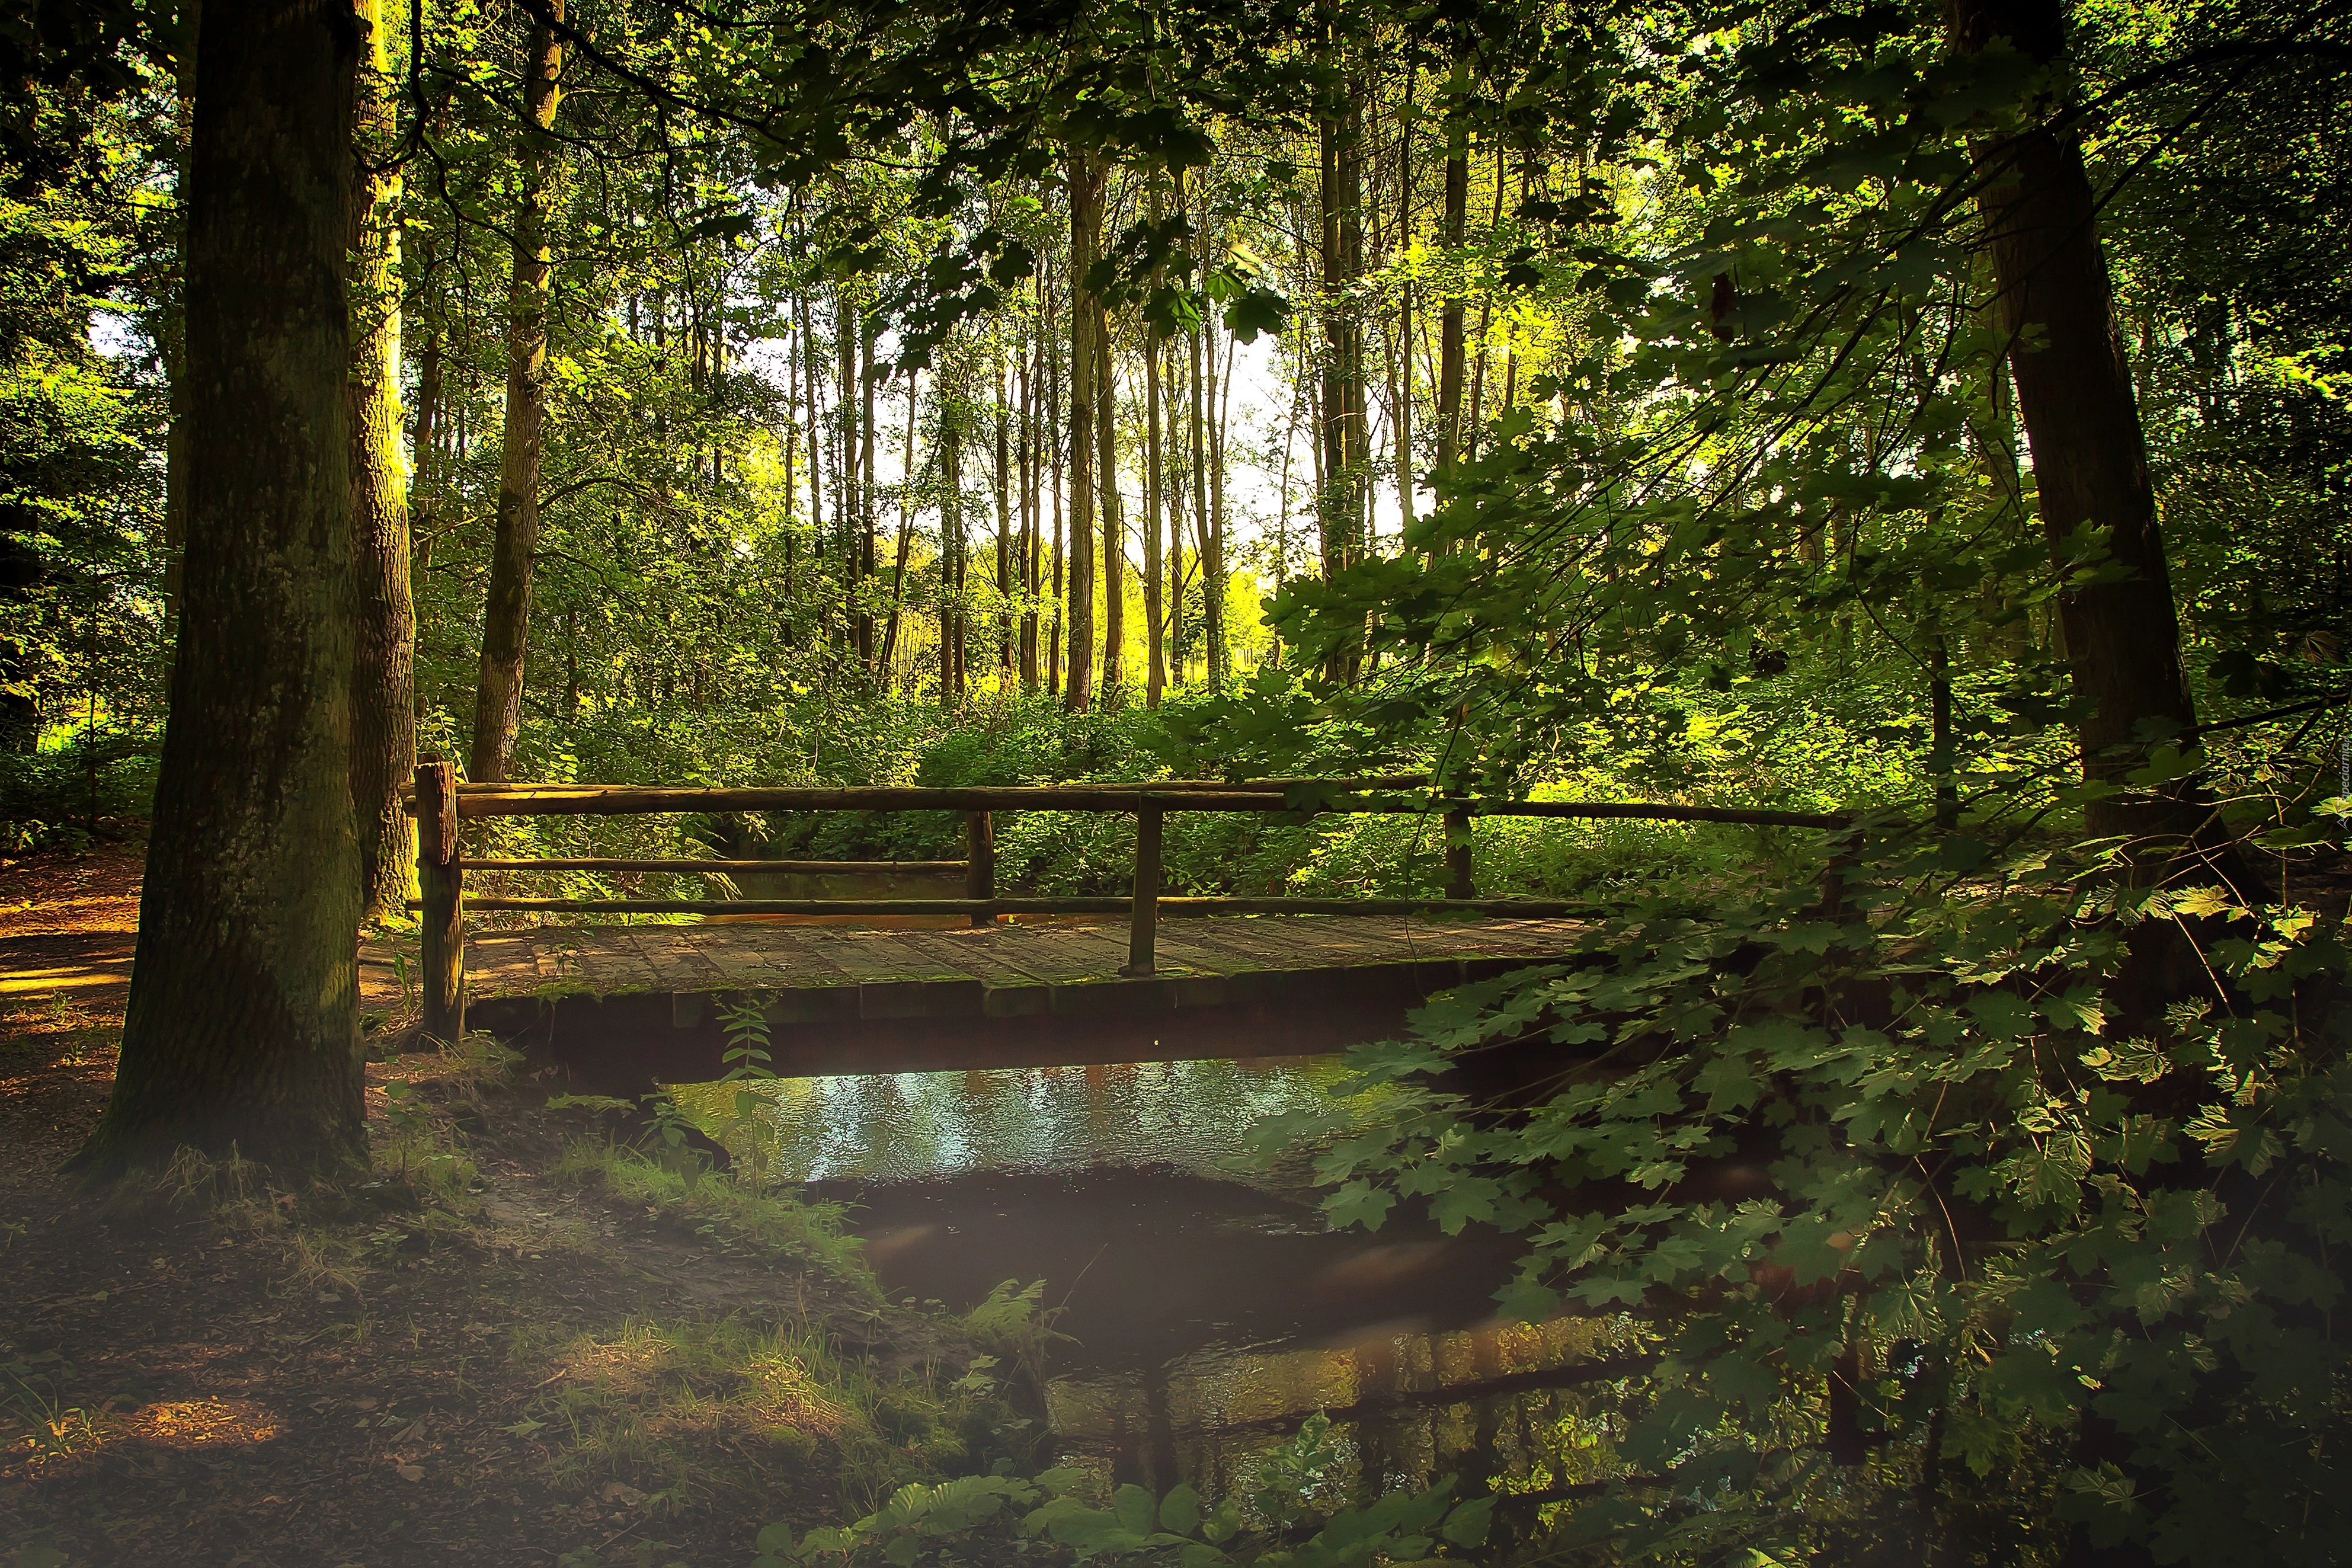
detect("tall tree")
[468,0,564,782]
[78,0,364,1175]
[1096,302,1124,700]
[1951,0,2202,843]
[1064,149,1101,712]
[1143,199,1167,708]
[994,345,1013,681]
[1318,46,1369,677]
[350,0,414,921]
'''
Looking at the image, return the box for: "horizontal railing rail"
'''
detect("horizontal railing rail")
[404,760,1847,1044]
[456,857,967,875]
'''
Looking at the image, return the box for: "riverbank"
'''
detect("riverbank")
[0,849,1015,1566]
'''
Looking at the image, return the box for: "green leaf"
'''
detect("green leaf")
[1113,1484,1157,1537]
[1323,1180,1396,1231]
[1158,1484,1202,1537]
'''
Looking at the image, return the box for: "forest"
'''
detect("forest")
[1,0,2349,1559]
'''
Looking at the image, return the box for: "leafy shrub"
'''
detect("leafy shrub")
[1287,805,2352,1566]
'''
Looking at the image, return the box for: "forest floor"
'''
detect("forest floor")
[0,844,1002,1568]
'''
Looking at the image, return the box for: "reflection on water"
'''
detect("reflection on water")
[673,1059,1633,1503]
[671,1058,1365,1188]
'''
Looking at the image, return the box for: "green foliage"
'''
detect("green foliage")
[1294,797,2352,1564]
[555,1135,872,1287]
[761,1453,1493,1568]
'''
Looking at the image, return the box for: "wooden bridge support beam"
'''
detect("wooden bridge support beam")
[417,760,466,1043]
[1125,803,1162,975]
[1444,803,1476,900]
[965,811,995,927]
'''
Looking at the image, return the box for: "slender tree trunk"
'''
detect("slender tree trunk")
[1097,315,1124,702]
[860,321,878,672]
[350,0,413,921]
[942,420,964,702]
[1064,151,1101,712]
[79,0,364,1176]
[995,350,1013,681]
[1181,171,1205,688]
[412,311,440,519]
[881,369,918,676]
[1319,62,1367,676]
[1951,0,2201,843]
[1020,317,1040,687]
[1049,271,1065,696]
[1204,308,1229,682]
[801,296,824,569]
[1394,63,1416,537]
[1144,296,1166,705]
[468,1,563,782]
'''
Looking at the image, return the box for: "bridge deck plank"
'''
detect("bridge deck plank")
[364,914,1586,1024]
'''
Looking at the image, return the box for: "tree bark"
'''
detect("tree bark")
[881,369,919,676]
[1393,65,1416,537]
[1064,150,1101,712]
[1097,307,1124,702]
[79,0,364,1176]
[860,321,878,673]
[160,3,199,656]
[1179,168,1202,686]
[1144,192,1166,709]
[994,348,1013,680]
[1950,0,2201,842]
[1207,303,1230,683]
[1319,65,1368,676]
[350,0,413,923]
[1020,313,1041,687]
[942,416,964,702]
[468,1,563,782]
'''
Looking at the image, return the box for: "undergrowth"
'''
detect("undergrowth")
[508,1311,999,1518]
[552,1133,874,1287]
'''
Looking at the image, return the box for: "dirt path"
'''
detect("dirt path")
[0,850,991,1567]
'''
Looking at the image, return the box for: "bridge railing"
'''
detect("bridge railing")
[402,760,1845,1043]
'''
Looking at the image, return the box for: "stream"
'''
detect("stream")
[671,1058,1630,1504]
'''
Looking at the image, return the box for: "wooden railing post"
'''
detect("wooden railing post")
[1444,801,1477,900]
[965,810,996,927]
[417,760,465,1043]
[1125,802,1162,975]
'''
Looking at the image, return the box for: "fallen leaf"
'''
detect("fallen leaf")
[396,1464,424,1481]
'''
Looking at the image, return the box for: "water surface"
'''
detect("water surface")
[674,1058,1628,1502]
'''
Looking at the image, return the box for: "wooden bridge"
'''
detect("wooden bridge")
[395,765,1843,1084]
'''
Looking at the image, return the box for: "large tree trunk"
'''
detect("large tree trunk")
[1950,0,2200,843]
[468,2,563,782]
[1064,151,1101,712]
[350,0,414,923]
[79,0,364,1176]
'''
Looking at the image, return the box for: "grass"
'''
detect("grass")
[552,1132,874,1286]
[511,1312,996,1515]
